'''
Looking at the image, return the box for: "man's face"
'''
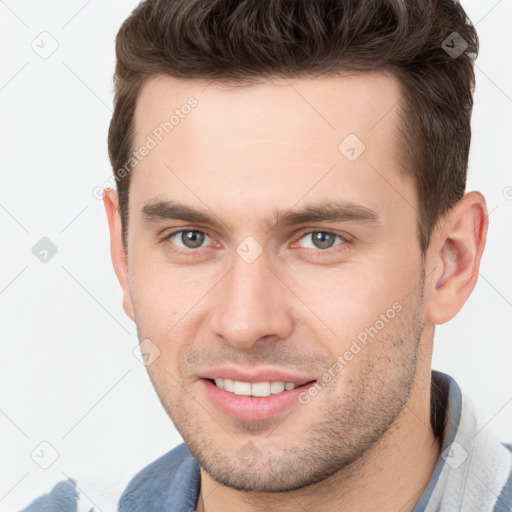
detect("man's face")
[122,72,429,491]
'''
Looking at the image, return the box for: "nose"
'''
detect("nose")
[210,250,294,350]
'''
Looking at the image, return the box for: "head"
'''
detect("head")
[104,0,487,493]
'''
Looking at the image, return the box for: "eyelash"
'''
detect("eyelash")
[163,228,352,257]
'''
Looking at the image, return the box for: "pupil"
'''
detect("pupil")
[182,230,204,248]
[313,232,334,249]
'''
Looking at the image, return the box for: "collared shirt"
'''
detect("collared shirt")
[20,370,512,512]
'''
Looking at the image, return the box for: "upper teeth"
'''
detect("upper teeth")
[214,378,297,397]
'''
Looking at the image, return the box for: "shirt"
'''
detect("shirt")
[20,370,512,512]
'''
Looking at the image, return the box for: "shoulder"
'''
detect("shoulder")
[118,442,200,511]
[18,443,199,512]
[494,442,512,512]
[19,479,78,512]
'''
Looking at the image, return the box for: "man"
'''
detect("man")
[21,0,511,510]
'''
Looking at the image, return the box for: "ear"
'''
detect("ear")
[426,191,488,324]
[103,188,135,322]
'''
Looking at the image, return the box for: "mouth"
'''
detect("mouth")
[208,378,311,397]
[200,377,317,422]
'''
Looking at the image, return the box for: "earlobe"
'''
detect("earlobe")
[103,188,135,322]
[426,191,488,325]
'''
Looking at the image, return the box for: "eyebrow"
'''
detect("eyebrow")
[141,199,379,230]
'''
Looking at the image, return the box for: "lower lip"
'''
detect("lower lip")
[200,379,315,422]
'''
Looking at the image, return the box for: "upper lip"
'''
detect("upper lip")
[199,367,316,386]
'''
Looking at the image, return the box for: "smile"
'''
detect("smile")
[201,378,316,421]
[212,378,299,397]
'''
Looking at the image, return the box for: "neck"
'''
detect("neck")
[196,370,441,512]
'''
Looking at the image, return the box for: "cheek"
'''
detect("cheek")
[283,261,411,340]
[129,259,216,371]
[130,256,204,326]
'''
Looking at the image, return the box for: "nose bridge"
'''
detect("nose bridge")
[211,250,293,348]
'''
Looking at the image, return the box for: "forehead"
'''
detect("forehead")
[134,71,403,151]
[129,71,412,227]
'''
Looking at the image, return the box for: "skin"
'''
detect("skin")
[104,71,488,512]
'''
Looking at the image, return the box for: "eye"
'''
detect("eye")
[163,228,349,257]
[168,229,212,250]
[297,230,347,250]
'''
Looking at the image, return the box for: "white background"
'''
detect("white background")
[0,1,511,510]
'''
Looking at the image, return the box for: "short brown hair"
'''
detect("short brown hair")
[107,0,478,253]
